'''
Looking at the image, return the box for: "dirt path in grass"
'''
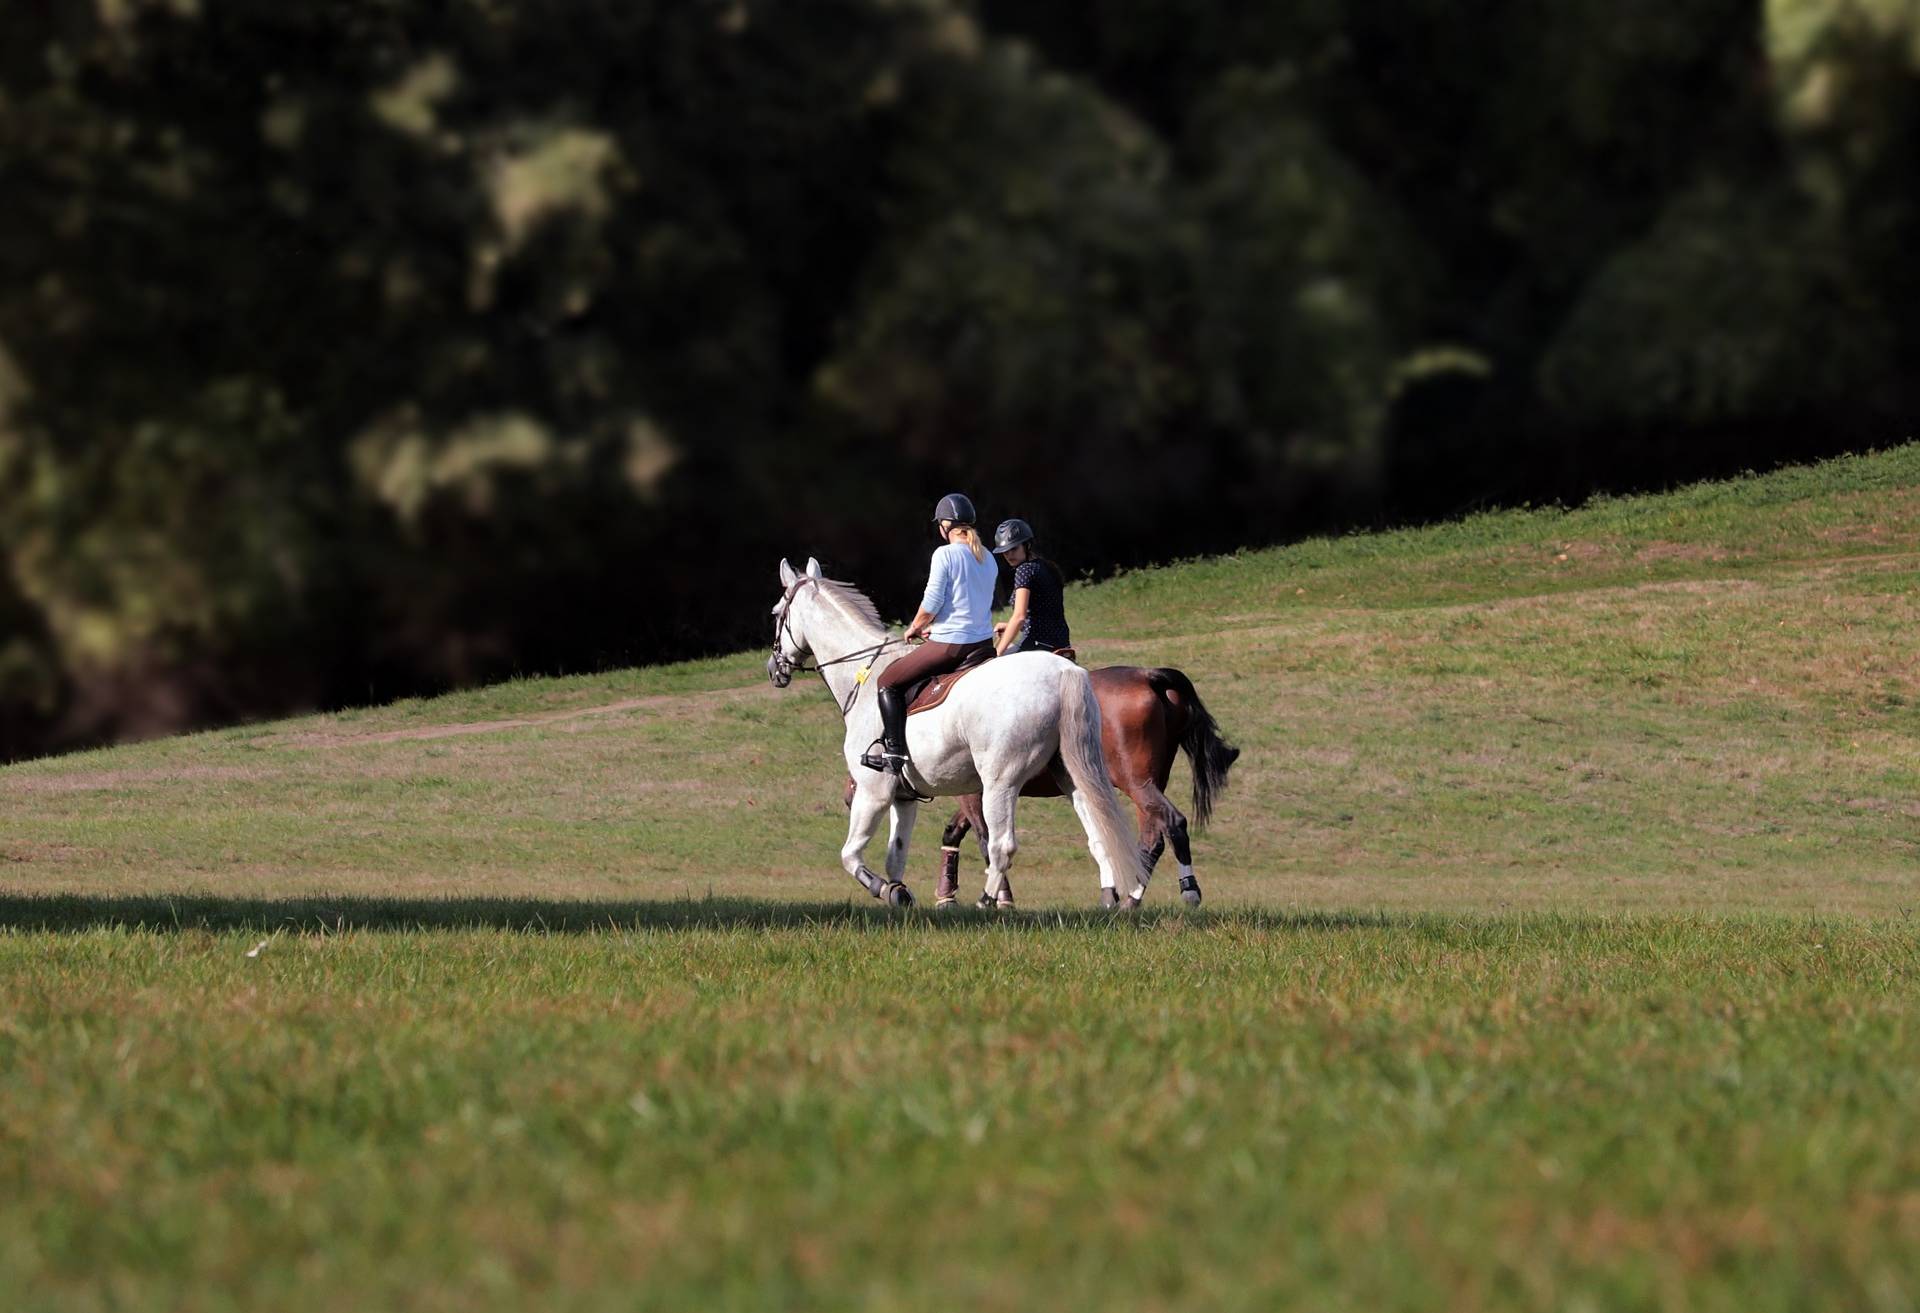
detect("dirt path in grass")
[280,686,763,748]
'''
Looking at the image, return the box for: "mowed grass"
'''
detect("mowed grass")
[4,448,1920,1308]
[5,912,1919,1312]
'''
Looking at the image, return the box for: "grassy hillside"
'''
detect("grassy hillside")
[4,449,1920,1311]
[5,444,1919,912]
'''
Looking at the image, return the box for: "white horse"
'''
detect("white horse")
[768,557,1148,908]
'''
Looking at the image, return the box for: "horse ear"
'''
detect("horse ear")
[778,559,798,589]
[805,557,823,580]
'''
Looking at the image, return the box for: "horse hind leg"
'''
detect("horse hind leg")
[1113,793,1171,909]
[978,786,1019,911]
[1046,762,1128,910]
[1168,809,1201,906]
[1124,761,1201,911]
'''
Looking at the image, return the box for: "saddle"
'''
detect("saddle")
[904,643,995,716]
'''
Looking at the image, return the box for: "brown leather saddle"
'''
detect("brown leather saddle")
[904,644,995,716]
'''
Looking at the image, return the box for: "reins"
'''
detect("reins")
[812,637,898,716]
[772,581,902,717]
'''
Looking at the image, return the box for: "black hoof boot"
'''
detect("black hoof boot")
[1179,875,1202,907]
[883,880,914,908]
[1099,887,1121,909]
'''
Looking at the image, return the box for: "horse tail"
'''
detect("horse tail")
[1059,665,1147,900]
[1147,667,1240,830]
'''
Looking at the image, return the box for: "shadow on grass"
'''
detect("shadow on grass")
[0,893,1403,936]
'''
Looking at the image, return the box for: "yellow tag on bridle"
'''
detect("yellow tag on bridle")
[855,666,871,684]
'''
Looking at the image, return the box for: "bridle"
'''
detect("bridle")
[768,578,899,717]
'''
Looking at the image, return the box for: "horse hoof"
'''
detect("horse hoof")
[995,895,1015,912]
[1180,885,1203,907]
[935,895,956,910]
[1098,888,1121,909]
[975,893,996,910]
[884,881,914,908]
[1122,894,1142,910]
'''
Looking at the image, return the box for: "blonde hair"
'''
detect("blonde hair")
[943,522,987,563]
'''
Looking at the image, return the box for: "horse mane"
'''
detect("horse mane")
[811,577,887,636]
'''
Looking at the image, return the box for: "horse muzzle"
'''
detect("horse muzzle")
[767,653,793,688]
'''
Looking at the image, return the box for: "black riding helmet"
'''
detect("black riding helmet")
[932,492,976,526]
[992,518,1034,555]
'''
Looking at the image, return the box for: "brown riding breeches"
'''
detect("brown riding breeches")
[878,639,992,692]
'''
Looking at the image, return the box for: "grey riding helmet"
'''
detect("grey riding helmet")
[992,518,1034,555]
[932,492,976,526]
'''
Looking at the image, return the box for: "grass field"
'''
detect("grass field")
[4,449,1919,1308]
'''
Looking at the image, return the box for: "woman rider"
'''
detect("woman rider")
[861,493,999,778]
[991,518,1071,658]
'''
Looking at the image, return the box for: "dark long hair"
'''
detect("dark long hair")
[1023,535,1060,576]
[1004,541,1062,603]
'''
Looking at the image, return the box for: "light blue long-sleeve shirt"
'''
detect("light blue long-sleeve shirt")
[919,542,998,643]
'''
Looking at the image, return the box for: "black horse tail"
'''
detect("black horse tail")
[1146,668,1240,829]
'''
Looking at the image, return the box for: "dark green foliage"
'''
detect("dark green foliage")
[1183,70,1431,502]
[1,0,1917,755]
[1540,182,1894,426]
[818,37,1196,552]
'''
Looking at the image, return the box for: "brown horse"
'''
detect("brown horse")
[849,666,1239,909]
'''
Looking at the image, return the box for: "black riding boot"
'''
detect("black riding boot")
[860,687,911,775]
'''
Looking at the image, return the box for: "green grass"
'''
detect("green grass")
[4,913,1917,1311]
[5,446,1920,1308]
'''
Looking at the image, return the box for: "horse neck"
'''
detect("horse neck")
[799,592,892,718]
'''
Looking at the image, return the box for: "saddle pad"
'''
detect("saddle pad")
[907,661,983,716]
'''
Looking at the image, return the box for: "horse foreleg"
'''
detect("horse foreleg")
[885,797,918,882]
[843,786,912,907]
[937,796,985,909]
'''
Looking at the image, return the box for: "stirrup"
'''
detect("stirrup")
[857,741,932,802]
[858,740,909,774]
